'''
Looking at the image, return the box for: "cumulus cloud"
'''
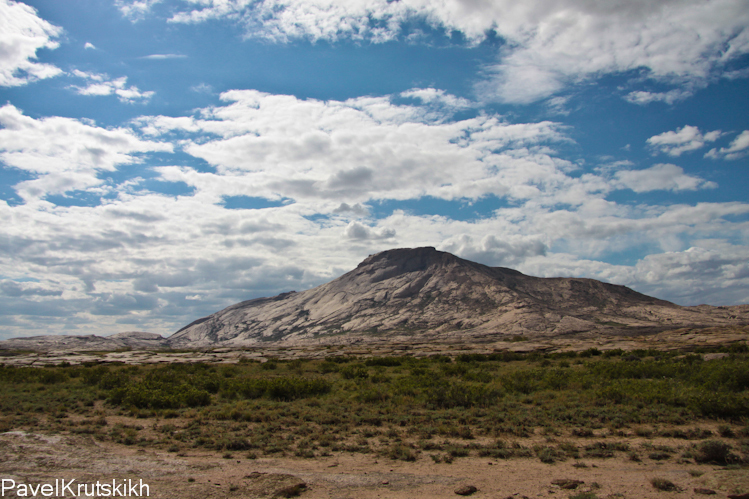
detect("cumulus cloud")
[442,234,547,268]
[69,70,155,103]
[333,202,370,217]
[0,0,63,87]
[630,242,749,305]
[647,126,723,157]
[1,88,748,339]
[140,89,573,206]
[140,0,749,104]
[0,104,172,201]
[614,164,717,193]
[345,221,395,240]
[705,130,749,160]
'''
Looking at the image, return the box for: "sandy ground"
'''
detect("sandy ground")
[1,431,746,499]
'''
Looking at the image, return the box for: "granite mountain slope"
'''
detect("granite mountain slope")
[168,247,748,347]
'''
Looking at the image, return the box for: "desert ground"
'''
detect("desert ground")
[1,429,747,499]
[1,326,748,499]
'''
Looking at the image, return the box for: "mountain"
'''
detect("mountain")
[168,247,748,348]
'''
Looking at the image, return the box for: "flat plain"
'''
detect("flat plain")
[1,326,748,499]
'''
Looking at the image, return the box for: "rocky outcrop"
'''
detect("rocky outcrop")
[168,247,749,348]
[0,331,168,352]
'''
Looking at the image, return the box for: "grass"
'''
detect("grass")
[0,344,747,462]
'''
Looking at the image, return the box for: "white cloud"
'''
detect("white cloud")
[116,0,162,20]
[442,233,547,268]
[546,96,572,116]
[190,83,213,94]
[333,202,369,217]
[139,89,574,206]
[647,125,723,157]
[149,0,749,104]
[400,88,472,110]
[629,242,749,305]
[140,53,187,60]
[84,42,96,50]
[345,221,395,240]
[69,70,155,103]
[614,163,716,193]
[0,104,172,201]
[0,0,63,87]
[2,88,748,339]
[624,88,694,106]
[705,130,749,160]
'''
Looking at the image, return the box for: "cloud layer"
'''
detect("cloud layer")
[2,89,747,338]
[122,0,749,103]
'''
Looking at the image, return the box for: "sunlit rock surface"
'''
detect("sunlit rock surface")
[168,247,749,348]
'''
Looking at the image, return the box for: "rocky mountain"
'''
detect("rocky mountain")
[168,247,749,348]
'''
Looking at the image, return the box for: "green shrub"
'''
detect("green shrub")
[357,388,390,403]
[425,382,501,408]
[536,446,563,463]
[364,357,402,367]
[690,391,749,419]
[694,440,732,464]
[225,377,330,401]
[501,370,540,394]
[38,369,67,385]
[718,425,735,438]
[387,444,417,461]
[339,364,369,380]
[650,478,679,492]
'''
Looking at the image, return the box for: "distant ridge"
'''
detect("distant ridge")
[0,331,168,351]
[168,247,749,348]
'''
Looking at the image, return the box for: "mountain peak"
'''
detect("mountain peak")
[355,246,460,278]
[360,246,443,266]
[167,247,746,348]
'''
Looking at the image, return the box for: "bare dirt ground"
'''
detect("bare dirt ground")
[1,431,746,499]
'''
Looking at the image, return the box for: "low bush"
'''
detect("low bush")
[386,444,417,461]
[650,478,679,492]
[339,364,369,380]
[694,440,732,464]
[426,382,501,408]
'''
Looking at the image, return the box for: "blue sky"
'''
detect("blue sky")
[1,0,748,339]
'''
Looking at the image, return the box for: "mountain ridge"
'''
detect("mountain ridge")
[168,247,747,348]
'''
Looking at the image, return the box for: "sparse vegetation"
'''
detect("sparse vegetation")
[0,346,747,462]
[650,477,680,492]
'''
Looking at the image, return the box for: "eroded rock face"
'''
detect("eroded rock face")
[167,247,749,348]
[0,331,168,352]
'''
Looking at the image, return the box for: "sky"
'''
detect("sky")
[1,0,748,340]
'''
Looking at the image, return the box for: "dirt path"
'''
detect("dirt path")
[1,431,746,499]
